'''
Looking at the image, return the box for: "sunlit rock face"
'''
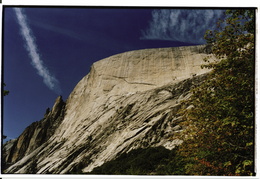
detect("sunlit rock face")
[2,95,66,171]
[3,45,217,174]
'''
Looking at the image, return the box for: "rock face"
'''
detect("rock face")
[2,45,217,174]
[2,96,65,170]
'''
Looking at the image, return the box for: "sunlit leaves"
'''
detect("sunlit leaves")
[176,9,255,176]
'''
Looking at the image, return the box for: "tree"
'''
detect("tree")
[3,83,9,96]
[176,9,255,176]
[3,83,9,142]
[45,107,50,114]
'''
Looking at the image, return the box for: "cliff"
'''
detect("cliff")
[2,96,65,170]
[2,45,217,174]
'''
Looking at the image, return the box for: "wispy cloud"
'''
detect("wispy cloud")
[141,9,225,44]
[32,20,131,51]
[14,8,61,94]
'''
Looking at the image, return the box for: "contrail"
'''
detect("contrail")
[14,8,61,94]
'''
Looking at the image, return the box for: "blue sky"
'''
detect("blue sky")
[2,7,225,142]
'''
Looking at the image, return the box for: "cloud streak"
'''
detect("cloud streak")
[141,9,225,44]
[14,8,61,94]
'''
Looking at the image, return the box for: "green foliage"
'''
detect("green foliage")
[176,9,255,176]
[88,146,185,175]
[3,83,9,96]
